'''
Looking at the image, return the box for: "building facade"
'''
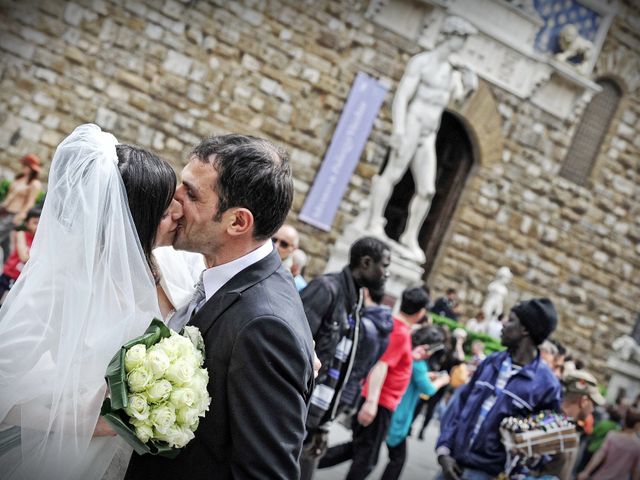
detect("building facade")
[0,0,638,377]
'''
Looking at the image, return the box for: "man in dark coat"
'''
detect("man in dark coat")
[437,298,562,480]
[299,236,391,480]
[125,134,315,480]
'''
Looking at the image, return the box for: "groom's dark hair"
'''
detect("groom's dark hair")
[191,134,293,240]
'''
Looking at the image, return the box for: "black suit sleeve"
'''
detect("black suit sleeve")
[299,278,334,336]
[227,315,311,480]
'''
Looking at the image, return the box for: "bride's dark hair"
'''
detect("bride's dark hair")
[115,144,176,281]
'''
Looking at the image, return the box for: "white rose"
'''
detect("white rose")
[130,417,152,429]
[189,418,200,432]
[146,379,173,404]
[155,337,181,361]
[187,374,210,415]
[155,424,193,449]
[164,358,195,386]
[149,404,176,435]
[146,347,171,378]
[169,387,196,409]
[178,425,195,447]
[135,423,154,443]
[176,407,200,428]
[182,326,205,353]
[124,394,150,421]
[195,392,211,415]
[190,349,204,367]
[124,344,147,372]
[188,369,209,394]
[127,366,153,393]
[168,332,196,358]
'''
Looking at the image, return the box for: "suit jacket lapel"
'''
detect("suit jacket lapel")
[188,249,282,337]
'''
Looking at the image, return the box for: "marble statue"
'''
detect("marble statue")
[482,266,513,324]
[555,24,594,75]
[359,16,477,262]
[612,334,640,363]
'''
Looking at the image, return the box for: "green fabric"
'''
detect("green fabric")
[431,313,505,356]
[587,419,620,453]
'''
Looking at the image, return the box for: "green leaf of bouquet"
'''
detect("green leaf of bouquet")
[100,398,152,456]
[101,398,180,458]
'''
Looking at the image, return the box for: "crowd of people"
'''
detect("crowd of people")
[0,130,638,480]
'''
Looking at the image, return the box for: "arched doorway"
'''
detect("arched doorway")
[382,111,475,276]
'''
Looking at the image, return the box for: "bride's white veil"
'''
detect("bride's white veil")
[0,124,161,479]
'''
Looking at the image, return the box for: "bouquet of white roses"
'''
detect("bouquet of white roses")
[101,319,210,457]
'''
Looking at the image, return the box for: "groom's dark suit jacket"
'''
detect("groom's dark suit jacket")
[125,249,315,479]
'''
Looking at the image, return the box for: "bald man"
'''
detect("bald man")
[272,224,299,268]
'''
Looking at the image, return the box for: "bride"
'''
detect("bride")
[0,124,185,479]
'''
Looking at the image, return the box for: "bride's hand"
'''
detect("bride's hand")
[93,417,117,437]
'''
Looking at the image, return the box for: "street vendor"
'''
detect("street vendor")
[436,298,562,480]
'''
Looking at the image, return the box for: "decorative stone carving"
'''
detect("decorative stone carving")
[457,32,552,99]
[597,45,640,92]
[356,16,478,263]
[555,24,594,75]
[612,335,640,363]
[607,331,640,404]
[482,266,513,324]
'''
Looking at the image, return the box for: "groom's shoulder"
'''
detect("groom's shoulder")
[228,265,302,317]
[225,267,311,343]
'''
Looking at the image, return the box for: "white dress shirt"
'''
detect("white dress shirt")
[201,239,273,304]
[167,240,273,332]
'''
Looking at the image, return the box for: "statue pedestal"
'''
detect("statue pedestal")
[606,356,640,403]
[324,228,425,303]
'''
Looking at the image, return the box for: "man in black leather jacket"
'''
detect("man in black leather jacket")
[299,236,391,480]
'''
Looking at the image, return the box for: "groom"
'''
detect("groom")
[125,135,315,479]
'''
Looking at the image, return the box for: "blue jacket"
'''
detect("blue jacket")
[436,350,561,476]
[387,360,437,447]
[339,304,393,408]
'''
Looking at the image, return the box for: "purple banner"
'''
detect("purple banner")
[299,72,387,231]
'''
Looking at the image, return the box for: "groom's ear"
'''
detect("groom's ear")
[226,207,254,236]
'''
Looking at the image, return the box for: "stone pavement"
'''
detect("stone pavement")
[315,418,442,480]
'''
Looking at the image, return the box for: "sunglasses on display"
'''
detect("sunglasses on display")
[272,237,291,249]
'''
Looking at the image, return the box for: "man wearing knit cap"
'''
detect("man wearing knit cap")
[436,298,562,480]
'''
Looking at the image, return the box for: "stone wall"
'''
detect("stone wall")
[0,0,638,377]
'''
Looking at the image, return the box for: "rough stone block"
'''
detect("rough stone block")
[106,83,130,101]
[612,175,634,196]
[301,67,320,84]
[1,33,35,60]
[162,50,193,77]
[64,3,85,26]
[18,119,43,142]
[241,53,261,71]
[279,28,293,41]
[95,107,118,130]
[145,23,163,40]
[42,114,60,130]
[32,92,56,109]
[19,104,40,122]
[41,129,63,147]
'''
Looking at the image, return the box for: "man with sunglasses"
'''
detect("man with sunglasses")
[272,223,299,268]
